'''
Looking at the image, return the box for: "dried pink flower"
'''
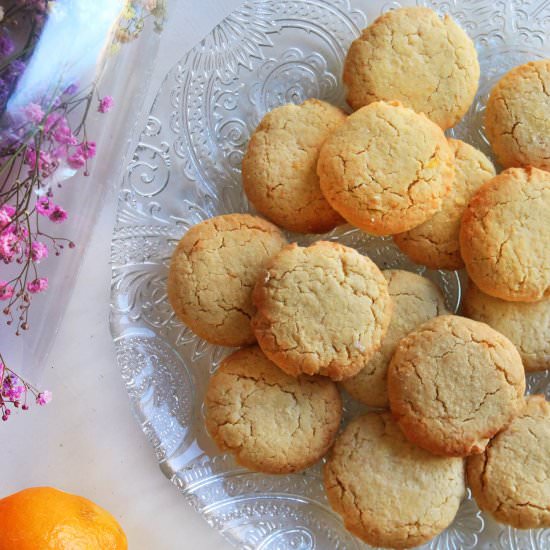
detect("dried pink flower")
[22,103,45,124]
[0,232,20,263]
[2,205,15,217]
[2,374,25,402]
[80,141,96,159]
[27,277,48,294]
[44,112,63,133]
[52,118,77,145]
[0,281,14,301]
[98,95,114,113]
[52,144,68,161]
[4,384,24,401]
[36,390,52,406]
[36,196,53,216]
[67,151,86,169]
[48,205,68,224]
[24,147,37,168]
[30,241,48,262]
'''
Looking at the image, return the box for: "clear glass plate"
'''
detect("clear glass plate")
[109,1,550,548]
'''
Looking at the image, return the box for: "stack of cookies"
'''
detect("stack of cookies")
[167,6,550,548]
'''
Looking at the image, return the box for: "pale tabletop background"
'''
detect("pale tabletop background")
[2,1,243,548]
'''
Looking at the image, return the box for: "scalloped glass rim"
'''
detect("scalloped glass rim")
[110,1,550,548]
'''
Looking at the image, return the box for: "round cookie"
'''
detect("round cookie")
[318,101,454,235]
[462,283,550,372]
[324,412,465,549]
[388,315,526,457]
[205,346,342,474]
[242,99,346,234]
[485,60,550,171]
[467,395,550,529]
[252,241,392,381]
[341,270,448,407]
[394,139,495,270]
[460,166,550,302]
[343,7,479,129]
[167,214,287,347]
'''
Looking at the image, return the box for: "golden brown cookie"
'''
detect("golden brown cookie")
[485,60,550,171]
[341,270,448,407]
[388,315,526,457]
[242,99,346,233]
[343,7,479,129]
[462,283,550,372]
[252,241,392,381]
[460,166,550,302]
[394,139,495,270]
[324,412,465,549]
[167,214,287,347]
[467,395,550,529]
[318,101,454,235]
[205,346,342,474]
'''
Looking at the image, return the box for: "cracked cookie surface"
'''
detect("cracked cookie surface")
[341,270,448,407]
[317,101,454,235]
[324,411,465,549]
[467,395,550,529]
[167,214,287,347]
[485,60,550,171]
[205,346,342,474]
[463,283,550,372]
[388,315,526,457]
[460,166,550,302]
[252,241,392,380]
[343,7,479,129]
[242,99,346,234]
[394,139,495,270]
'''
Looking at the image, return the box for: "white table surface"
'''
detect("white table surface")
[2,1,243,548]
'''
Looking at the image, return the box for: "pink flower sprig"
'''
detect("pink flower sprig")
[0,88,113,335]
[98,95,113,113]
[0,2,127,423]
[0,354,51,421]
[0,196,75,334]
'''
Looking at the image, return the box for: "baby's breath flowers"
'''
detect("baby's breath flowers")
[0,88,113,420]
[0,354,51,421]
[0,0,119,420]
[0,87,113,335]
[1,0,163,421]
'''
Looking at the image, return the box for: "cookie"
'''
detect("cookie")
[324,412,465,549]
[205,346,342,474]
[394,139,495,270]
[318,101,454,235]
[252,241,392,381]
[485,60,550,171]
[460,166,550,302]
[242,99,346,234]
[467,395,550,529]
[388,315,526,456]
[341,270,448,407]
[462,283,550,372]
[167,214,287,347]
[343,7,479,129]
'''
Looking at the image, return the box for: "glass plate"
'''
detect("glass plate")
[109,1,550,548]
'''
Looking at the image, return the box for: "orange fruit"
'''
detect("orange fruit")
[0,487,127,549]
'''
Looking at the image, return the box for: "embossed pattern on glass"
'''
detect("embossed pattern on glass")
[110,1,550,548]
